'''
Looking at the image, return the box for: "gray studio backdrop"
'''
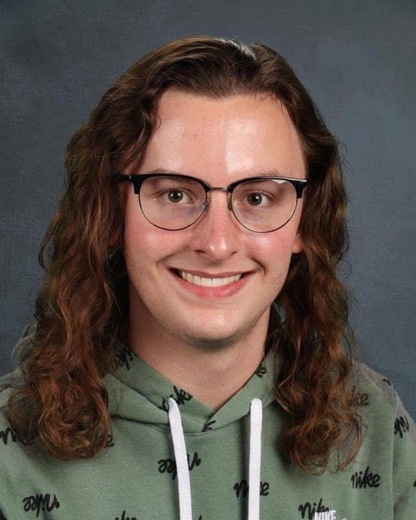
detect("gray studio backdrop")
[1,0,415,417]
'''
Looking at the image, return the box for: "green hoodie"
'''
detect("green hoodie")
[0,339,415,520]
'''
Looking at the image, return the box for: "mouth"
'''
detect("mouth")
[175,270,244,288]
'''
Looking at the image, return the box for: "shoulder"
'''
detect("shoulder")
[0,368,25,444]
[0,370,22,407]
[0,323,35,409]
[0,324,34,445]
[352,361,415,445]
[345,363,416,516]
[0,365,25,407]
[352,362,397,410]
[0,325,32,414]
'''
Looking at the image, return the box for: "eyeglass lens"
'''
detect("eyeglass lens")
[138,175,299,232]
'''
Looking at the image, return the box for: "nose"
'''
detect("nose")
[188,191,240,262]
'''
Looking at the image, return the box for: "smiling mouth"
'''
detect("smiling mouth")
[176,270,243,287]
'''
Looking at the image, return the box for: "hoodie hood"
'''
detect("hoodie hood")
[105,342,278,433]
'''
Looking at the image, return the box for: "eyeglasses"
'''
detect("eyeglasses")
[117,173,308,233]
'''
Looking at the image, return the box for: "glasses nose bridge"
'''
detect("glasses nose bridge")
[206,185,233,211]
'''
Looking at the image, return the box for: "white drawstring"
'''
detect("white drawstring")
[168,397,263,520]
[168,398,193,520]
[248,398,263,520]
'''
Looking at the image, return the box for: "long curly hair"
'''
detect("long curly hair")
[8,36,361,469]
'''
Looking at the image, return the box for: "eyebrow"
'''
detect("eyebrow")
[137,168,293,179]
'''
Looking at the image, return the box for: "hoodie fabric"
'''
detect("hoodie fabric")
[0,337,415,520]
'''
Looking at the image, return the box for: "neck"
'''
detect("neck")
[127,314,269,410]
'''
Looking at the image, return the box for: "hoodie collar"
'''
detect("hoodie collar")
[105,342,278,433]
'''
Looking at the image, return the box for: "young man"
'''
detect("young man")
[1,36,415,520]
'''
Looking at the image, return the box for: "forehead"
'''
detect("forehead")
[137,90,305,180]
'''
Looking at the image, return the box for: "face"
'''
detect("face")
[123,91,305,351]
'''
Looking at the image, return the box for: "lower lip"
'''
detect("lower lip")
[169,270,253,298]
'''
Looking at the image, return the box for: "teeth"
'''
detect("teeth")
[179,271,242,287]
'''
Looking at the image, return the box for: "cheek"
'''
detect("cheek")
[124,202,154,267]
[124,204,185,268]
[254,227,300,257]
[251,229,300,277]
[124,226,160,269]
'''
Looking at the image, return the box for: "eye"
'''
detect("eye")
[234,179,290,210]
[164,189,192,204]
[245,192,271,207]
[142,175,206,207]
[238,191,273,209]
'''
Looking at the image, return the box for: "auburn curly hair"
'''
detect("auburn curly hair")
[8,36,362,470]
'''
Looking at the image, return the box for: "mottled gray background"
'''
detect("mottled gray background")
[1,0,415,417]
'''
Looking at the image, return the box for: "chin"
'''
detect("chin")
[188,336,237,352]
[179,325,252,352]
